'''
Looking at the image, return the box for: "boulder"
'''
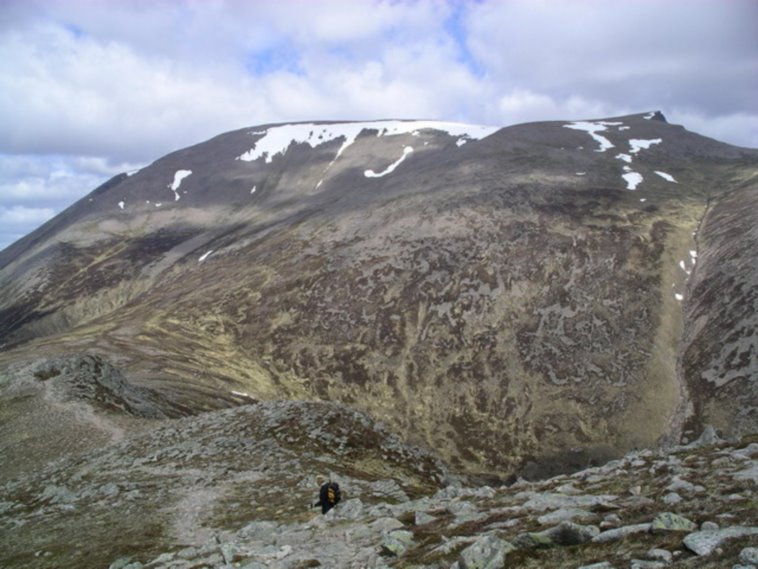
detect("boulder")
[380,529,414,557]
[458,534,515,569]
[740,547,758,564]
[683,526,758,556]
[593,523,652,543]
[650,512,697,534]
[513,531,555,549]
[543,521,600,545]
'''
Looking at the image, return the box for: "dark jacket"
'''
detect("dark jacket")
[314,482,341,514]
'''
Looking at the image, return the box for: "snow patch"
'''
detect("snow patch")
[629,139,662,154]
[155,202,162,207]
[640,198,647,202]
[616,153,632,163]
[118,201,125,210]
[364,146,414,178]
[622,172,643,190]
[169,169,192,201]
[690,250,698,259]
[675,293,684,301]
[199,250,213,262]
[576,172,586,176]
[563,121,616,152]
[644,112,656,120]
[251,186,257,194]
[237,120,497,164]
[126,169,140,176]
[655,171,677,183]
[619,126,631,131]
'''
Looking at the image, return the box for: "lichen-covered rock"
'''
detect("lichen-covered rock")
[593,523,652,543]
[740,547,758,564]
[380,529,414,557]
[458,534,515,569]
[650,512,697,534]
[683,527,758,556]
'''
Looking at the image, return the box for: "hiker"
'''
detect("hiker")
[313,477,341,514]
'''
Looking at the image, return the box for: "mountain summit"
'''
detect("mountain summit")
[0,112,756,478]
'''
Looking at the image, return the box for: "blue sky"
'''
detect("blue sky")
[1,0,757,251]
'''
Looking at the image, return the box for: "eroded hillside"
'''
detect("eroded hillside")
[0,113,756,476]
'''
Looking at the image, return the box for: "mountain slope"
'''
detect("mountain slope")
[0,112,756,476]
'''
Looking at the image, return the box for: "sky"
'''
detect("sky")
[1,0,757,252]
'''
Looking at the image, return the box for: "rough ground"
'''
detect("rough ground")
[0,359,756,568]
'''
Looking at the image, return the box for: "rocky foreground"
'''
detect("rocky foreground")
[1,374,756,568]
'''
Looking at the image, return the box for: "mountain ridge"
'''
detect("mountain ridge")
[0,111,756,478]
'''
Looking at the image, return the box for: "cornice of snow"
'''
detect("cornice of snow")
[237,120,499,164]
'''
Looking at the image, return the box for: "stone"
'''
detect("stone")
[741,547,758,564]
[522,492,618,511]
[333,498,364,520]
[370,517,405,532]
[690,425,721,447]
[701,521,720,531]
[646,548,673,563]
[41,485,76,504]
[666,476,705,494]
[415,511,436,525]
[630,561,665,568]
[100,483,120,497]
[683,527,758,556]
[542,521,600,545]
[734,443,758,459]
[219,542,236,565]
[151,552,176,564]
[650,512,697,534]
[458,534,514,569]
[177,546,199,559]
[733,463,758,483]
[577,563,615,569]
[380,529,414,557]
[537,508,595,525]
[662,492,682,505]
[600,513,622,529]
[513,531,555,550]
[237,521,278,541]
[592,523,651,543]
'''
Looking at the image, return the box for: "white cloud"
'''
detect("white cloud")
[0,154,133,208]
[0,205,55,225]
[0,205,56,251]
[0,0,755,252]
[464,0,758,121]
[667,110,758,149]
[494,90,617,125]
[0,23,274,162]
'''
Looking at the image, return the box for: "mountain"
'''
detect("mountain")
[0,112,756,568]
[1,113,757,476]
